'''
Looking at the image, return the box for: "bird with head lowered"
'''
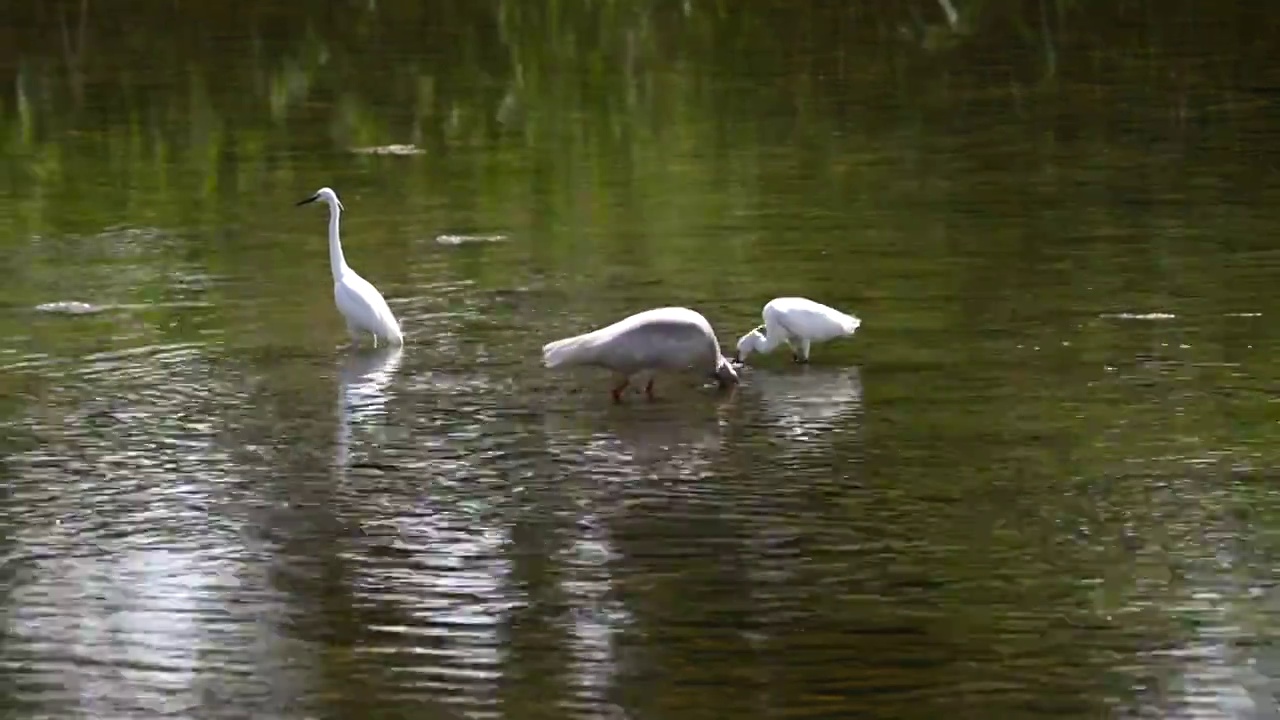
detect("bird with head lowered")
[735,297,860,364]
[542,306,739,402]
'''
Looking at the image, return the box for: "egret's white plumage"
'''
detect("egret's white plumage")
[297,187,403,348]
[735,297,861,364]
[542,306,740,402]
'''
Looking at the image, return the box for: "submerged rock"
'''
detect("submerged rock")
[34,301,103,315]
[350,144,426,156]
[435,233,508,246]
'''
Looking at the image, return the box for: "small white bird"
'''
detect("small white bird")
[296,187,404,348]
[542,306,740,402]
[735,297,861,364]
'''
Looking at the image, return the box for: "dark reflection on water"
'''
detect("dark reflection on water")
[0,324,873,718]
[2,306,1277,718]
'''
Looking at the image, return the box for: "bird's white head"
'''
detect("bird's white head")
[734,325,767,362]
[296,186,345,212]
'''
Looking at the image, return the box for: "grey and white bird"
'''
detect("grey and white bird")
[542,306,740,402]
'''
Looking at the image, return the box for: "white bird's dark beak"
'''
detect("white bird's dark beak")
[296,194,318,206]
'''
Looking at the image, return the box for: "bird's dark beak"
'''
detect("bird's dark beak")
[295,195,318,206]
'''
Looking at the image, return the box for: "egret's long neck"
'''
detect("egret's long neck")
[328,205,348,280]
[757,331,785,354]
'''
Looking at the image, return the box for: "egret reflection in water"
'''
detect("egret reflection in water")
[335,345,404,471]
[746,366,863,442]
[542,398,728,478]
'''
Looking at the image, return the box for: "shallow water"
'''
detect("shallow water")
[3,2,1280,719]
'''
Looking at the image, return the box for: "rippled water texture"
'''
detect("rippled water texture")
[3,3,1280,719]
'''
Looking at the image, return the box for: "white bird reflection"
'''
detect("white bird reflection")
[557,510,630,719]
[540,405,734,716]
[334,344,513,715]
[747,366,863,442]
[335,345,403,470]
[543,399,727,478]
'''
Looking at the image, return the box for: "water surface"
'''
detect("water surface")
[2,2,1280,718]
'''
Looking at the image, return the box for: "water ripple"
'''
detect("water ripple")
[351,506,512,717]
[0,338,312,718]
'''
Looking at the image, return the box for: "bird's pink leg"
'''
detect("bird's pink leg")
[611,376,630,403]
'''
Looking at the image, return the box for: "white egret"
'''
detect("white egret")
[542,306,740,402]
[735,297,861,364]
[296,187,404,348]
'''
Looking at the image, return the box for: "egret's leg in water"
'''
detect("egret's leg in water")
[795,338,811,363]
[372,331,380,349]
[611,374,630,403]
[644,376,657,401]
[784,336,802,363]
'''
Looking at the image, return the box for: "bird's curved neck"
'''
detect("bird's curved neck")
[756,331,784,353]
[328,205,348,280]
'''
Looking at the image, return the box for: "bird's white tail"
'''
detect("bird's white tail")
[542,333,597,368]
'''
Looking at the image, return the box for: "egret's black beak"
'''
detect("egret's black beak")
[295,195,318,206]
